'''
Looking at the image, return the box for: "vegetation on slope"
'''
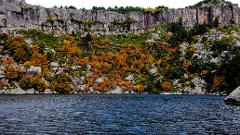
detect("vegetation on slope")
[0,21,240,94]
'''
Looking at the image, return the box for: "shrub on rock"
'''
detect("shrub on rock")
[19,75,47,92]
[50,73,73,94]
[19,75,36,90]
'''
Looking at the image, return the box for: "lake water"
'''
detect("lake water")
[0,94,240,134]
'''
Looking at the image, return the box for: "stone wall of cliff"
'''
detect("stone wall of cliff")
[0,0,239,34]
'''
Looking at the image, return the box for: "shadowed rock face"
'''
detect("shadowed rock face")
[225,86,240,105]
[0,0,239,33]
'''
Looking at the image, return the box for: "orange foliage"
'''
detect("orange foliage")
[162,81,172,92]
[94,79,112,92]
[212,75,223,92]
[31,53,48,67]
[134,84,145,93]
[4,66,21,80]
[0,80,7,89]
[3,57,14,65]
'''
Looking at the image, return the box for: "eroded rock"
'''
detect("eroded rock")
[225,86,240,105]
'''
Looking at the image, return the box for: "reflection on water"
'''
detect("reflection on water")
[0,94,240,134]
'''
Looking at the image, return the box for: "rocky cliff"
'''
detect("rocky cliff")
[0,0,239,34]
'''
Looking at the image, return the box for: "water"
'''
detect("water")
[0,94,240,134]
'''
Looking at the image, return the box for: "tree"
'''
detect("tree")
[221,54,240,94]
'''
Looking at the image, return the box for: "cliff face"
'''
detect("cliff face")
[0,0,239,34]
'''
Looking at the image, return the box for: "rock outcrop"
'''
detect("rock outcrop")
[224,86,240,105]
[0,0,240,34]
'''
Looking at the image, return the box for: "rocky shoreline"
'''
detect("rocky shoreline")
[0,88,228,95]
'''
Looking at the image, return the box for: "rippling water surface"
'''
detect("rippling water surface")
[0,94,240,134]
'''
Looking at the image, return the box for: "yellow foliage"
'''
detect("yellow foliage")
[193,35,199,42]
[183,60,192,68]
[187,46,197,56]
[144,8,160,14]
[201,70,209,76]
[134,84,145,93]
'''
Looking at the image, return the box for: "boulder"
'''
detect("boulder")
[44,89,52,94]
[26,89,36,94]
[189,86,204,95]
[224,86,240,105]
[108,86,123,94]
[28,66,42,74]
[95,77,104,84]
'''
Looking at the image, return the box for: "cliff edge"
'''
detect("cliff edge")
[0,0,239,34]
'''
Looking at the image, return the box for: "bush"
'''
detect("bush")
[107,6,144,13]
[92,6,105,11]
[18,29,63,49]
[19,75,36,90]
[19,75,47,92]
[68,6,77,9]
[4,66,22,81]
[0,80,7,89]
[30,53,48,68]
[210,36,235,57]
[162,81,172,92]
[221,54,240,94]
[50,73,73,94]
[187,23,209,43]
[166,21,187,46]
[13,45,32,63]
[4,36,32,63]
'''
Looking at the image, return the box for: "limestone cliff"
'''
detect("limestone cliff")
[0,0,239,34]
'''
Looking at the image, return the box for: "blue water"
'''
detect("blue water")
[0,94,240,134]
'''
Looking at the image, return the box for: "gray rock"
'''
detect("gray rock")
[95,77,104,84]
[191,77,206,87]
[108,86,123,94]
[28,66,42,74]
[26,88,36,94]
[224,86,240,105]
[189,86,205,95]
[0,0,240,33]
[44,89,52,94]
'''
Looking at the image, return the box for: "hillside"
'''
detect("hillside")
[0,20,240,94]
[0,0,240,94]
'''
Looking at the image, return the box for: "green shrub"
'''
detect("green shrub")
[18,29,63,49]
[166,21,187,46]
[221,54,240,94]
[92,6,106,11]
[210,36,235,57]
[107,6,144,13]
[187,23,209,43]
